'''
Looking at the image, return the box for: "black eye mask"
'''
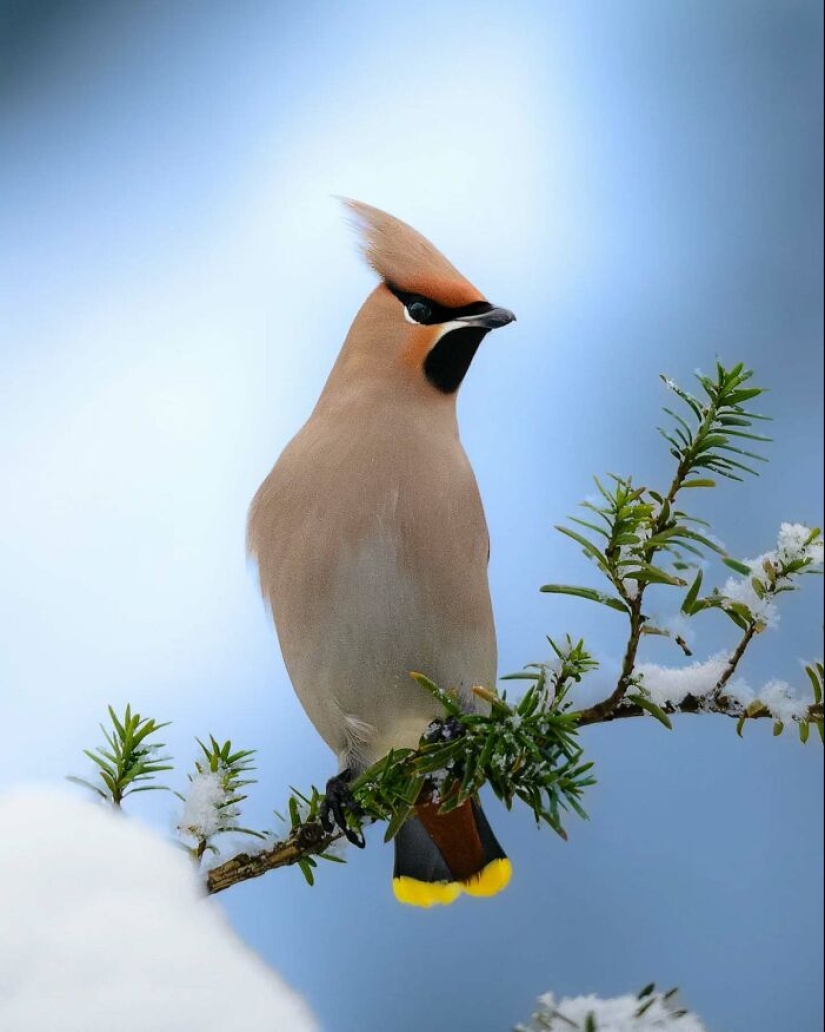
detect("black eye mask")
[384,281,494,326]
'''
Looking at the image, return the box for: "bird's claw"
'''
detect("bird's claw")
[320,769,366,848]
[424,714,464,744]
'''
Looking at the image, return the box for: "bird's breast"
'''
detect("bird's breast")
[248,407,497,759]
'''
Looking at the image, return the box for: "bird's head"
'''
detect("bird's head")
[334,199,515,398]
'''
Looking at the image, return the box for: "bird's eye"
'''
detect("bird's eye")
[407,299,432,323]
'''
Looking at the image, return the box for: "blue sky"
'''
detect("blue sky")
[1,2,822,1030]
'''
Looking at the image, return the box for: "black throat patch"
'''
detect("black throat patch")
[424,326,488,394]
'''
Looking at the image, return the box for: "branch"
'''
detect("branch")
[576,695,823,727]
[713,623,757,698]
[207,820,339,894]
[206,685,824,895]
[585,427,707,722]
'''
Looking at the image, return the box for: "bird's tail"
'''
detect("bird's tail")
[392,796,511,907]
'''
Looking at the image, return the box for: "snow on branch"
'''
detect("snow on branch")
[515,983,706,1032]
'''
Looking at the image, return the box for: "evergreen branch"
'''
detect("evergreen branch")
[67,705,172,807]
[549,362,770,724]
[206,667,822,896]
[206,819,340,895]
[177,736,266,860]
[576,694,823,727]
[712,623,757,698]
[208,639,598,894]
[71,634,822,899]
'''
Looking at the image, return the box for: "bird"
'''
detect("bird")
[248,200,516,906]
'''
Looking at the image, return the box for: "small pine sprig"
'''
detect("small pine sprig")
[683,525,823,736]
[503,634,600,694]
[515,983,701,1031]
[659,361,771,487]
[277,786,347,886]
[346,638,597,845]
[67,704,172,807]
[544,362,770,721]
[732,660,825,743]
[546,363,769,613]
[684,525,823,633]
[274,638,599,885]
[177,736,266,859]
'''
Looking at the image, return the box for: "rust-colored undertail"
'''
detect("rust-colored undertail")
[392,797,511,908]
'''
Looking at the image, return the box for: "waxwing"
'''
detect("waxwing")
[248,200,515,906]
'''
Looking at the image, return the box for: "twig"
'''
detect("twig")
[576,696,823,727]
[580,595,644,723]
[713,624,757,699]
[206,821,340,895]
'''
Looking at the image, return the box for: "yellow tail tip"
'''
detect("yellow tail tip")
[392,859,512,907]
[393,876,462,908]
[461,858,512,898]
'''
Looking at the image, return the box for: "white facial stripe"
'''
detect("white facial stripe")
[430,320,467,343]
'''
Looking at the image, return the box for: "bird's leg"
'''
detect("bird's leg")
[320,768,366,848]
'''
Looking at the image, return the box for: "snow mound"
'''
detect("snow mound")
[0,787,316,1032]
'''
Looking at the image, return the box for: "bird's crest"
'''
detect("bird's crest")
[341,198,484,308]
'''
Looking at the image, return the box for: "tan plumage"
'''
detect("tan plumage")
[248,200,515,904]
[342,198,484,308]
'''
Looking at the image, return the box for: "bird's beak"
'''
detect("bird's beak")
[454,306,516,330]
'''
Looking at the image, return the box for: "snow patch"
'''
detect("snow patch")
[777,522,824,566]
[518,990,706,1031]
[0,787,317,1032]
[720,562,779,628]
[722,677,755,710]
[636,654,729,707]
[636,660,812,723]
[661,612,696,647]
[178,769,238,841]
[757,679,811,723]
[721,522,823,630]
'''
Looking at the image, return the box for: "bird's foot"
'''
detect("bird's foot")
[424,714,464,744]
[320,768,366,848]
